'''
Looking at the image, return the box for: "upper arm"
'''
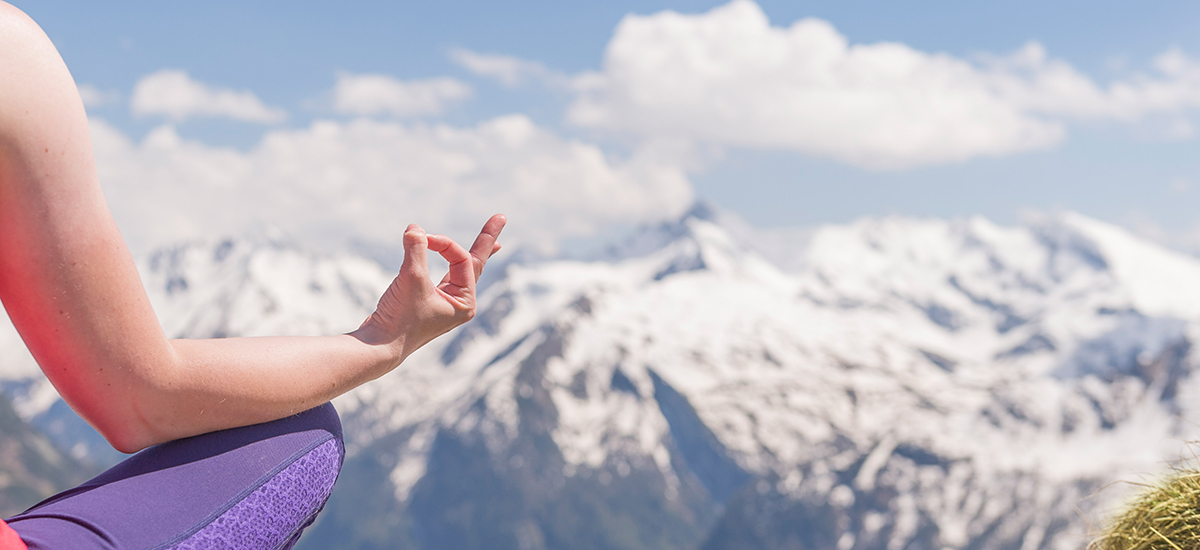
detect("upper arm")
[0,2,172,452]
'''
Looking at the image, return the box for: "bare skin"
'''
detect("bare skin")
[0,2,506,453]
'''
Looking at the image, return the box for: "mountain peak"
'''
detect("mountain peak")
[597,201,727,261]
[1028,211,1200,318]
[681,200,720,223]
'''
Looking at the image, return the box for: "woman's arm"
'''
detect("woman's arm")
[0,3,504,453]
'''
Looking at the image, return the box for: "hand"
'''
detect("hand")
[357,214,507,364]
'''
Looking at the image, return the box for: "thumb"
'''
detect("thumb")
[400,224,430,282]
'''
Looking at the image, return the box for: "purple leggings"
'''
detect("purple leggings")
[5,403,343,550]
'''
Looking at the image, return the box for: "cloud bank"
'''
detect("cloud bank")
[91,116,692,255]
[567,0,1200,169]
[333,73,472,117]
[131,69,287,123]
[92,0,1200,258]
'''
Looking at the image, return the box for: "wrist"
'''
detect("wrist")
[348,317,407,372]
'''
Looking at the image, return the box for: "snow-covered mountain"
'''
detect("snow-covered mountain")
[3,206,1200,549]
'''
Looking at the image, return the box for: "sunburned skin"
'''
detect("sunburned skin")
[0,1,505,454]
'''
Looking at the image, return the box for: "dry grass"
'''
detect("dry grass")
[1091,468,1200,550]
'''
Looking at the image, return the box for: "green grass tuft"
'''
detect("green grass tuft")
[1092,468,1200,550]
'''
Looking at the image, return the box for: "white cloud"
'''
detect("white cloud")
[130,69,287,123]
[979,44,1200,122]
[568,0,1200,170]
[333,73,471,117]
[449,49,565,88]
[90,115,692,255]
[77,84,120,107]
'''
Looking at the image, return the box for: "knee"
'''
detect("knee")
[7,404,347,549]
[159,431,344,549]
[160,406,346,547]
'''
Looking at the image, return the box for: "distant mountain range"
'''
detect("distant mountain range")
[2,205,1199,549]
[0,391,93,518]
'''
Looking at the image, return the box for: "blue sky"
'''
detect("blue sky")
[14,0,1200,255]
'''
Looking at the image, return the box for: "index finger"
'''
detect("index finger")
[468,214,507,279]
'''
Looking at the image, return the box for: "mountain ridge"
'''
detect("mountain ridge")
[1,207,1199,548]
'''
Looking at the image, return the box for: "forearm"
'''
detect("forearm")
[126,332,401,450]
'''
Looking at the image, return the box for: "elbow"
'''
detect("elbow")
[84,414,154,454]
[83,379,174,454]
[102,348,188,453]
[103,429,152,455]
[55,389,162,454]
[91,402,162,454]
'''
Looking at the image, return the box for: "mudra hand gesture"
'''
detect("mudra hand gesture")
[358,215,507,367]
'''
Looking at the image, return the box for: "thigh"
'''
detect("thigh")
[6,403,343,550]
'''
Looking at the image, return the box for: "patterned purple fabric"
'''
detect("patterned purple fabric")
[7,403,343,550]
[171,438,341,550]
